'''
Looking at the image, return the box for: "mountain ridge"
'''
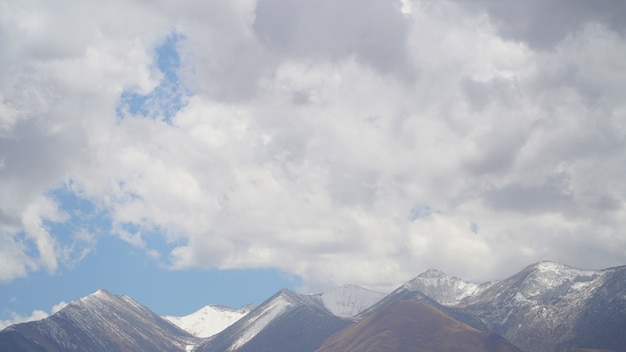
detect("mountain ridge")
[316,300,523,352]
[0,289,199,352]
[403,268,487,306]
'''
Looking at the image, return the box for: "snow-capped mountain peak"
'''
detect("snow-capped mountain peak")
[81,288,115,302]
[164,304,254,338]
[505,261,603,301]
[403,269,482,305]
[418,268,449,278]
[92,288,110,297]
[459,262,622,351]
[316,284,385,318]
[73,288,134,313]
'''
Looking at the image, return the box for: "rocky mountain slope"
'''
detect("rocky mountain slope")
[316,300,522,352]
[358,276,488,332]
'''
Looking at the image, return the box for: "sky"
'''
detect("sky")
[1,0,626,328]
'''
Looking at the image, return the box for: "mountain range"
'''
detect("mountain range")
[1,261,624,352]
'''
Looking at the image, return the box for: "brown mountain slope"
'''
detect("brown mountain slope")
[316,300,523,352]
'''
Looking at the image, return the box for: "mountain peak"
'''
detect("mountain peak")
[528,260,572,272]
[460,262,624,351]
[164,304,253,338]
[317,284,385,318]
[317,300,523,352]
[76,288,120,308]
[523,260,604,278]
[404,269,481,306]
[323,284,379,295]
[503,261,602,301]
[90,288,114,298]
[196,288,332,352]
[276,288,306,304]
[418,268,450,278]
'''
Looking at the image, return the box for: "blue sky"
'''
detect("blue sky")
[2,0,626,328]
[1,236,300,317]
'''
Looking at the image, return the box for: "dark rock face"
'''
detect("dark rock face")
[358,284,488,332]
[565,268,626,352]
[0,328,48,352]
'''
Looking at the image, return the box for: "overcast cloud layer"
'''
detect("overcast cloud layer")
[1,0,625,293]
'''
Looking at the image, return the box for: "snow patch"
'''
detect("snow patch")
[405,269,483,305]
[317,285,385,318]
[229,294,295,351]
[519,261,600,298]
[164,305,253,338]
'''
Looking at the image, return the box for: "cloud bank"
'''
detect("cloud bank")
[1,0,625,292]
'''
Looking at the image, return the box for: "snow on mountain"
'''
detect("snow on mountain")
[463,261,603,309]
[223,289,300,351]
[404,268,487,305]
[195,287,366,352]
[164,304,253,338]
[508,260,599,299]
[460,261,621,352]
[314,284,385,318]
[358,276,489,331]
[358,261,626,351]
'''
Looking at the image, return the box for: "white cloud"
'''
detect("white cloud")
[51,301,68,314]
[0,0,625,294]
[0,301,67,330]
[0,310,48,330]
[0,232,33,282]
[0,309,47,331]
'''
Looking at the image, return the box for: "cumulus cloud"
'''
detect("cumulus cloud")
[1,0,625,293]
[0,301,66,330]
[453,0,626,49]
[0,309,47,331]
[254,0,414,77]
